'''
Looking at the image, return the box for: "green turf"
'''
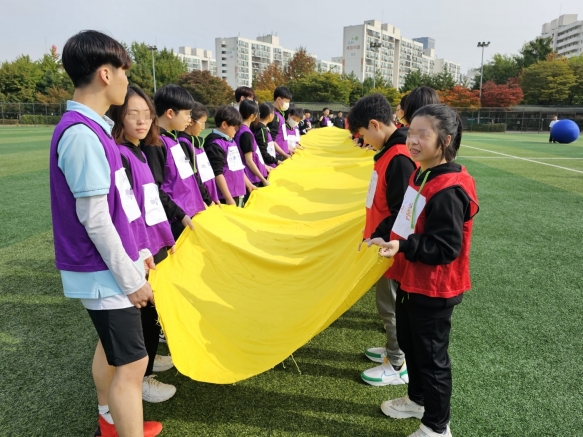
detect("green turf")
[1,127,583,436]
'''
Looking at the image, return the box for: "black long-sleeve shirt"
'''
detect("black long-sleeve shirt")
[203,132,228,176]
[253,122,279,166]
[399,162,474,266]
[267,108,285,140]
[370,128,416,240]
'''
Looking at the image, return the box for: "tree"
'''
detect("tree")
[367,87,401,107]
[35,46,73,102]
[473,54,521,89]
[400,70,424,93]
[176,70,233,106]
[438,86,481,108]
[520,57,576,105]
[480,79,523,107]
[0,55,43,102]
[129,43,187,95]
[253,63,286,92]
[517,36,554,69]
[341,72,363,105]
[284,47,316,82]
[287,71,352,104]
[431,68,456,91]
[568,54,583,105]
[255,89,273,103]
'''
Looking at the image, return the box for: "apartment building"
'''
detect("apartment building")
[177,47,216,75]
[542,14,583,58]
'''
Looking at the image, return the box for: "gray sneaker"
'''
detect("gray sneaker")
[381,395,424,419]
[142,375,176,403]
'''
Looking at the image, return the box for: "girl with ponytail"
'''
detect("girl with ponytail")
[367,104,479,437]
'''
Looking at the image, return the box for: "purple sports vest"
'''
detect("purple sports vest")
[234,124,267,183]
[49,111,139,272]
[159,134,206,219]
[181,135,219,204]
[273,110,289,154]
[118,145,175,255]
[211,137,246,198]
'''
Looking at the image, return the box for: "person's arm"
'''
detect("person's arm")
[142,144,186,221]
[398,187,470,265]
[215,175,236,205]
[370,155,417,240]
[275,143,291,159]
[267,116,279,140]
[240,132,268,185]
[195,172,213,206]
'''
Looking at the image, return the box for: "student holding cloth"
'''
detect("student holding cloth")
[177,102,220,204]
[107,85,177,404]
[368,104,479,437]
[267,86,293,160]
[298,110,312,135]
[142,85,206,241]
[235,99,269,193]
[204,106,250,206]
[253,102,281,168]
[285,107,305,153]
[49,31,162,437]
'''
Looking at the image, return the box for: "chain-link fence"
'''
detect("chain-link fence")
[1,102,581,133]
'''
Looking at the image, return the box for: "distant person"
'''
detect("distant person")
[333,111,346,129]
[299,110,312,135]
[549,115,558,144]
[50,30,162,437]
[319,107,332,127]
[395,95,407,128]
[267,86,293,160]
[234,86,255,110]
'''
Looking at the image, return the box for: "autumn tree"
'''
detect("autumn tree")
[367,87,401,107]
[177,70,234,106]
[284,47,316,82]
[473,54,521,88]
[480,79,523,107]
[253,63,286,92]
[438,86,481,108]
[520,57,576,105]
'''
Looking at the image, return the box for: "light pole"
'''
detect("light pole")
[477,41,490,123]
[370,41,382,89]
[147,45,158,93]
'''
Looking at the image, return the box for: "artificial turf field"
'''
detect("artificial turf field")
[1,126,582,436]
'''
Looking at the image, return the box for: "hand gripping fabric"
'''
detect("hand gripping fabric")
[149,128,392,383]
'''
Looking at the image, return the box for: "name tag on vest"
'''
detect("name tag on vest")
[256,147,265,165]
[391,186,427,239]
[267,141,276,157]
[114,168,141,222]
[365,170,378,209]
[196,152,215,183]
[143,183,167,226]
[170,144,194,179]
[227,146,245,171]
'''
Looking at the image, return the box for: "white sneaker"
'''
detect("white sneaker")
[152,354,174,372]
[381,395,424,419]
[361,358,408,386]
[159,331,166,343]
[408,424,452,437]
[364,347,386,363]
[142,375,176,403]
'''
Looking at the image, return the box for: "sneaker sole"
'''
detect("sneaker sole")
[380,403,424,419]
[361,375,407,387]
[152,364,174,372]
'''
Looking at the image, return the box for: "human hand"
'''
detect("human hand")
[144,256,156,274]
[367,239,399,258]
[181,215,194,230]
[226,198,237,206]
[170,245,176,254]
[128,281,154,308]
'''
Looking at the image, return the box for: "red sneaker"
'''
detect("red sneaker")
[97,415,163,437]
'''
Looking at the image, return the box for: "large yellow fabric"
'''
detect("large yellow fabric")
[149,127,391,384]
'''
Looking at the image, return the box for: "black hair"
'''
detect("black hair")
[191,101,208,122]
[274,86,292,101]
[239,99,259,121]
[402,86,440,125]
[215,106,242,128]
[62,30,132,88]
[235,86,255,102]
[411,104,462,162]
[337,111,343,115]
[288,107,304,118]
[399,95,407,109]
[346,93,393,134]
[153,84,196,117]
[107,85,161,146]
[304,109,311,115]
[259,102,274,120]
[322,107,329,112]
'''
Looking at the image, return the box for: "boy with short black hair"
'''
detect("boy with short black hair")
[267,86,293,160]
[348,93,416,388]
[142,84,208,241]
[234,86,256,108]
[50,30,162,437]
[204,106,248,206]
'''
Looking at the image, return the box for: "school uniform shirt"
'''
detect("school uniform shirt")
[393,162,479,298]
[253,122,279,166]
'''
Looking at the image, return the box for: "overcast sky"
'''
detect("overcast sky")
[1,0,581,73]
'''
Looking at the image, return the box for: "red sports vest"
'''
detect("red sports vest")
[364,143,413,281]
[399,168,479,298]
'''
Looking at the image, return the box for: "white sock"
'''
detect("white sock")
[98,405,114,424]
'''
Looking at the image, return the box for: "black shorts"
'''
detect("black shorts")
[87,307,147,366]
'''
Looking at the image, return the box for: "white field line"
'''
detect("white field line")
[461,145,583,175]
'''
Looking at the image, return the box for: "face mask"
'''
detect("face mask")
[281,102,290,111]
[288,119,298,128]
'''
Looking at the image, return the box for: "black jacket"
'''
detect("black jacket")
[253,122,278,166]
[203,132,229,177]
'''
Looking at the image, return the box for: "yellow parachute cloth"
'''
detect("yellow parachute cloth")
[149,127,391,384]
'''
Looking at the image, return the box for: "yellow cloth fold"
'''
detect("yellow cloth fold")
[149,127,391,383]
